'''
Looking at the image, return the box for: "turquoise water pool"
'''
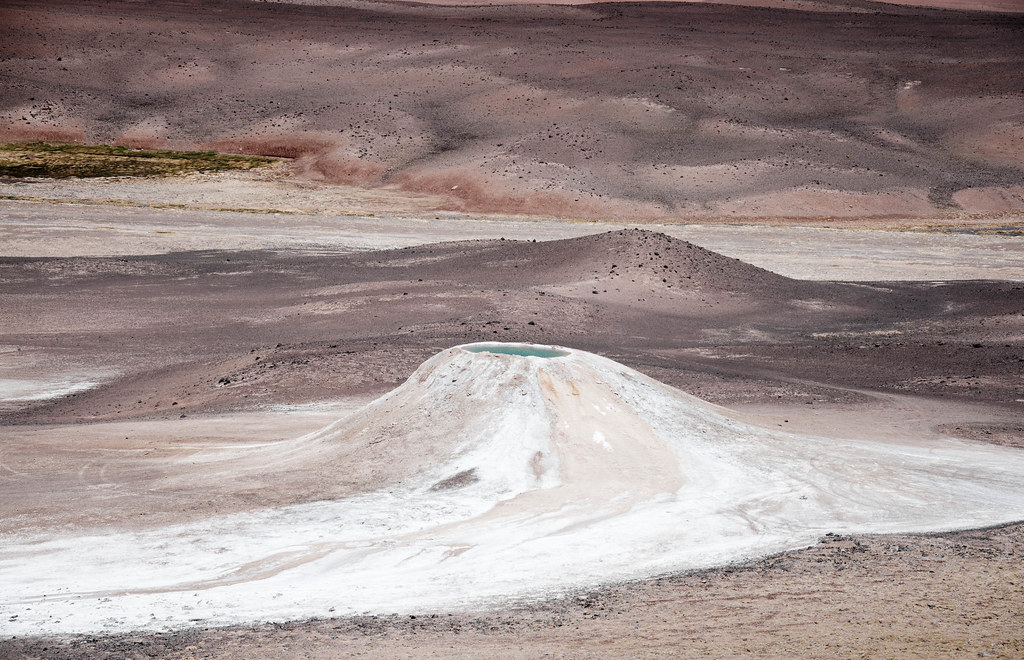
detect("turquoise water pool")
[463,343,569,358]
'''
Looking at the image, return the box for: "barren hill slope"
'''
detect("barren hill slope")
[3,0,1022,218]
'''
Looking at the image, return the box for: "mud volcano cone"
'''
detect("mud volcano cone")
[298,342,1024,544]
[300,341,716,504]
[3,343,1024,635]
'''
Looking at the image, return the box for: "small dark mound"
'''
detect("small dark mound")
[524,229,797,291]
[359,229,806,297]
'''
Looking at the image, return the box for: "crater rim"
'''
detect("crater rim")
[460,342,570,359]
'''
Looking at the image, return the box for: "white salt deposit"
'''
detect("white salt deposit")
[0,377,97,402]
[2,342,1023,635]
[0,347,108,412]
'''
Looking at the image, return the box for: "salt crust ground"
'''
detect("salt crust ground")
[2,343,1022,636]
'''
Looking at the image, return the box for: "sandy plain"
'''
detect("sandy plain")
[1,0,1024,657]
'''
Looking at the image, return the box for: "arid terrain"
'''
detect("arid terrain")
[1,220,1022,657]
[1,0,1024,657]
[3,0,1024,219]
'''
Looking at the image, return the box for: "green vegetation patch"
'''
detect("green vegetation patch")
[0,142,277,179]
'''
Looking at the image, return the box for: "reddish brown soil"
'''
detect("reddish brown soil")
[2,0,1023,219]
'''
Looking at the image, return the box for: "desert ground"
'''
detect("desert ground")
[4,0,1024,220]
[1,0,1024,657]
